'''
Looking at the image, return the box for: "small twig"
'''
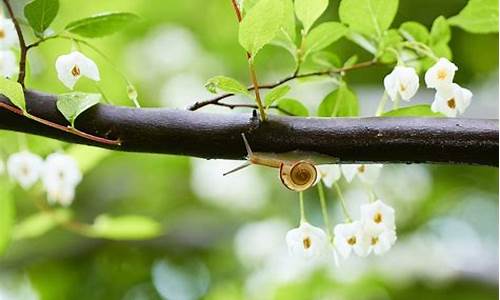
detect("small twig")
[3,0,27,87]
[211,101,295,116]
[0,102,121,146]
[188,59,377,111]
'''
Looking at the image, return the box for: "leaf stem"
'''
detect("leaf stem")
[3,0,27,87]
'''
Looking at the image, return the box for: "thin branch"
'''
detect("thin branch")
[212,101,295,116]
[3,0,27,87]
[0,90,497,166]
[188,59,377,111]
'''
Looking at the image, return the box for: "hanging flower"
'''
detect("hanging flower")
[424,58,458,90]
[286,222,329,260]
[341,164,383,185]
[363,224,397,256]
[55,51,100,90]
[0,49,17,78]
[317,164,341,187]
[0,17,18,49]
[383,66,419,101]
[431,83,472,117]
[41,153,82,206]
[7,151,43,189]
[333,221,370,258]
[360,199,396,231]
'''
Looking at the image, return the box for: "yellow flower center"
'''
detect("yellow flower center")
[371,237,379,245]
[303,237,312,249]
[437,69,447,80]
[373,212,383,224]
[71,65,81,77]
[357,165,366,173]
[0,29,5,39]
[399,83,407,92]
[347,236,357,245]
[447,98,456,109]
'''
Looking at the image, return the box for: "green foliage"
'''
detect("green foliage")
[317,84,359,117]
[429,16,452,60]
[65,12,140,38]
[311,51,342,69]
[56,92,101,127]
[303,22,347,57]
[90,214,162,240]
[238,0,285,57]
[382,105,444,117]
[339,0,399,38]
[12,209,72,240]
[277,98,309,116]
[24,0,59,38]
[294,0,328,34]
[264,85,291,107]
[271,0,297,58]
[448,0,499,33]
[205,76,249,95]
[377,29,403,63]
[399,22,430,43]
[0,77,26,112]
[0,185,14,256]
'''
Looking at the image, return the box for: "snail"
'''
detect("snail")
[224,134,337,192]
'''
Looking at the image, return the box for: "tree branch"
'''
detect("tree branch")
[0,90,497,166]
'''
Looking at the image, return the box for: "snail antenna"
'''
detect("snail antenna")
[241,133,253,157]
[223,162,251,176]
[223,133,254,176]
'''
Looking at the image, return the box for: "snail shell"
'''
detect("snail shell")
[279,160,318,192]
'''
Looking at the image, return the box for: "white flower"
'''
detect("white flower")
[317,164,341,187]
[55,51,100,89]
[431,83,472,117]
[7,151,43,189]
[333,221,370,258]
[383,66,419,101]
[341,164,383,185]
[360,199,396,231]
[41,153,82,206]
[0,49,17,78]
[0,17,18,49]
[286,222,329,260]
[424,58,458,90]
[363,224,397,256]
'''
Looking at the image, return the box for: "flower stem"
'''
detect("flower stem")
[375,91,389,116]
[333,182,352,223]
[317,181,333,240]
[299,191,306,224]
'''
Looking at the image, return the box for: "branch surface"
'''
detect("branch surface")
[0,91,498,166]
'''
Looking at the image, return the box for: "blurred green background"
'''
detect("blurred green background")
[0,0,498,299]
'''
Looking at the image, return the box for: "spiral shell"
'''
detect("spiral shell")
[279,160,317,192]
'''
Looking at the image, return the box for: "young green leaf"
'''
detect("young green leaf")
[65,12,140,38]
[294,0,328,34]
[277,98,309,116]
[343,55,359,68]
[205,76,249,95]
[303,22,347,57]
[24,0,59,38]
[56,92,101,127]
[12,209,72,240]
[377,29,403,63]
[317,84,359,117]
[430,16,451,45]
[264,85,291,107]
[339,0,399,38]
[239,0,285,57]
[382,105,444,117]
[399,21,430,43]
[0,185,15,256]
[448,0,498,34]
[271,0,297,58]
[312,51,342,69]
[0,77,26,111]
[90,214,162,240]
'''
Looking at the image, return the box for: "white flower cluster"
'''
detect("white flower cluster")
[286,164,396,262]
[55,51,100,90]
[0,16,19,78]
[2,151,82,206]
[383,57,472,117]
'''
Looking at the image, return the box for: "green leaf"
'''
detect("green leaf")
[205,76,249,95]
[277,98,309,116]
[12,209,72,240]
[317,84,359,117]
[294,0,328,33]
[430,16,451,45]
[377,29,403,63]
[0,77,26,111]
[264,85,291,107]
[343,55,359,68]
[271,0,297,58]
[399,21,430,43]
[239,0,285,57]
[339,0,399,38]
[303,22,347,57]
[90,214,162,240]
[382,105,444,117]
[24,0,59,38]
[65,12,140,38]
[448,0,498,33]
[0,185,15,256]
[56,92,101,127]
[311,51,342,69]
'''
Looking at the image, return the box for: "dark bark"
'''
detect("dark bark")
[0,90,498,166]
